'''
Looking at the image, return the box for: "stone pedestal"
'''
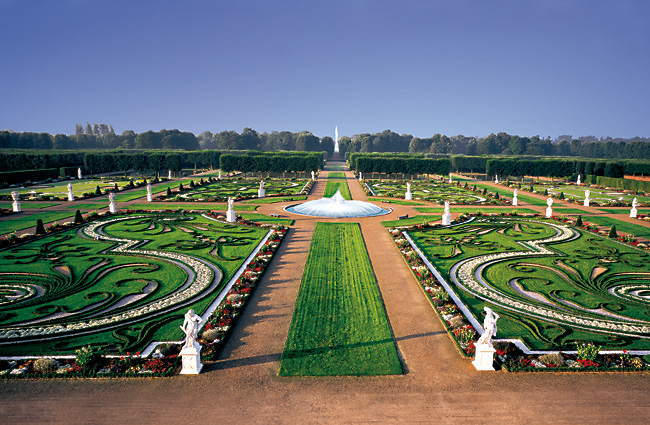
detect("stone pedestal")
[147,193,153,202]
[545,206,553,218]
[512,197,518,206]
[258,188,265,198]
[441,212,451,226]
[583,199,590,207]
[68,192,74,202]
[180,345,203,375]
[12,201,21,213]
[405,191,412,201]
[109,202,117,213]
[630,206,637,218]
[226,209,236,223]
[472,343,496,371]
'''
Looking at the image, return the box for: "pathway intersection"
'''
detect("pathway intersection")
[1,161,650,423]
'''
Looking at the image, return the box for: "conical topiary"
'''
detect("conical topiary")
[166,187,172,197]
[74,209,84,224]
[190,180,195,188]
[575,215,583,227]
[95,185,102,195]
[114,183,118,190]
[608,225,618,239]
[35,219,45,235]
[179,183,184,192]
[495,192,500,200]
[559,192,565,200]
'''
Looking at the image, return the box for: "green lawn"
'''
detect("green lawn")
[65,203,107,209]
[323,180,352,200]
[238,213,294,225]
[415,207,538,214]
[597,208,650,215]
[327,171,347,179]
[0,211,79,235]
[553,208,593,214]
[368,197,424,206]
[0,202,60,209]
[241,195,307,204]
[279,222,402,376]
[582,216,650,238]
[382,215,441,227]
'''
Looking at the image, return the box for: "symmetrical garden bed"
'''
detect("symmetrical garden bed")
[364,180,509,205]
[390,214,650,371]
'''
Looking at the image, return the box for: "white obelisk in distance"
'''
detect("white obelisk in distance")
[334,126,339,153]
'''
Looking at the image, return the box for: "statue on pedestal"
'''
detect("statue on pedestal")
[311,170,315,181]
[67,183,74,201]
[631,197,639,218]
[146,183,153,202]
[512,189,518,206]
[405,182,412,200]
[441,200,451,225]
[577,175,581,185]
[494,175,498,184]
[11,191,21,213]
[476,307,500,347]
[584,190,591,207]
[545,197,553,218]
[108,192,117,213]
[180,309,204,349]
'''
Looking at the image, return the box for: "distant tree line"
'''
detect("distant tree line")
[219,152,324,175]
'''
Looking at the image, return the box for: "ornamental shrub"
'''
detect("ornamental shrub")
[559,192,565,200]
[33,358,59,373]
[74,209,84,224]
[179,183,184,192]
[575,215,583,227]
[95,185,102,195]
[608,225,618,239]
[201,329,220,342]
[166,187,172,197]
[539,353,565,367]
[189,180,195,188]
[544,189,548,196]
[114,183,118,190]
[482,188,488,195]
[75,345,103,370]
[494,192,500,200]
[576,342,600,362]
[35,219,45,235]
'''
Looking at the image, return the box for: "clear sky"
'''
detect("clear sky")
[1,0,649,140]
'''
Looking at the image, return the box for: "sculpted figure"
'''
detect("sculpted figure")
[180,309,204,349]
[477,306,500,346]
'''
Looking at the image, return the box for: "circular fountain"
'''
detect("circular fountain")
[285,190,391,218]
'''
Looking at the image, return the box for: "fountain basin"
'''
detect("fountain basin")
[284,190,391,218]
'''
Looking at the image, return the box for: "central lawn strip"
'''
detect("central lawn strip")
[0,211,80,235]
[381,215,441,227]
[323,180,352,200]
[581,216,650,238]
[327,171,347,179]
[368,197,424,206]
[279,222,402,376]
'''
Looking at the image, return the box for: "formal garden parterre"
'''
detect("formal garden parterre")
[390,213,650,371]
[363,180,510,205]
[0,210,287,377]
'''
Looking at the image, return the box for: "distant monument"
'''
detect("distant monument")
[494,175,499,184]
[146,183,153,202]
[472,306,500,371]
[405,182,412,200]
[577,175,581,185]
[334,125,340,153]
[584,190,591,207]
[226,197,236,222]
[108,192,117,213]
[11,191,21,213]
[630,197,638,218]
[545,197,553,218]
[512,189,518,206]
[67,183,74,201]
[179,309,204,375]
[258,180,265,198]
[77,167,82,179]
[441,201,451,225]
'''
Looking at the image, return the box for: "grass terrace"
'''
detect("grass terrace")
[279,222,402,376]
[324,172,351,200]
[0,211,80,235]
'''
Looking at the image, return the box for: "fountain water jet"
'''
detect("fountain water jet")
[285,190,390,218]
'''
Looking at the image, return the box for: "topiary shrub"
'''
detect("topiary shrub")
[559,192,565,200]
[189,180,195,188]
[74,209,84,224]
[608,225,618,239]
[35,219,45,235]
[33,358,59,373]
[95,185,102,195]
[179,183,184,192]
[166,187,172,197]
[575,215,583,227]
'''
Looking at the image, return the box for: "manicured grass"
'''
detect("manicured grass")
[381,215,441,227]
[238,213,294,225]
[553,208,592,214]
[327,171,347,179]
[369,180,490,204]
[241,195,307,204]
[0,211,79,235]
[582,216,650,238]
[408,216,650,351]
[0,212,269,355]
[0,202,60,209]
[323,180,352,200]
[128,203,259,211]
[597,208,650,215]
[414,207,538,214]
[279,222,402,376]
[65,203,107,209]
[368,197,424,206]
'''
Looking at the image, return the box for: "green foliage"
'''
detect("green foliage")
[609,225,618,238]
[74,209,84,224]
[95,185,101,195]
[576,342,600,361]
[575,215,583,227]
[35,218,45,235]
[279,223,402,376]
[75,345,103,370]
[166,187,172,197]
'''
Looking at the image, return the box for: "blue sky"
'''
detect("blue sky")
[1,0,649,139]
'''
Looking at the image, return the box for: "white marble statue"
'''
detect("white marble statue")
[577,175,581,185]
[584,189,591,207]
[477,307,500,347]
[67,183,74,201]
[359,172,363,181]
[631,197,639,218]
[108,191,117,213]
[545,197,553,218]
[168,170,172,179]
[494,175,498,184]
[512,189,518,206]
[218,170,222,180]
[311,170,315,181]
[146,183,153,202]
[259,180,265,190]
[257,180,266,198]
[11,191,21,213]
[441,200,451,225]
[405,182,412,201]
[448,176,453,184]
[226,197,236,222]
[77,167,82,179]
[180,309,204,350]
